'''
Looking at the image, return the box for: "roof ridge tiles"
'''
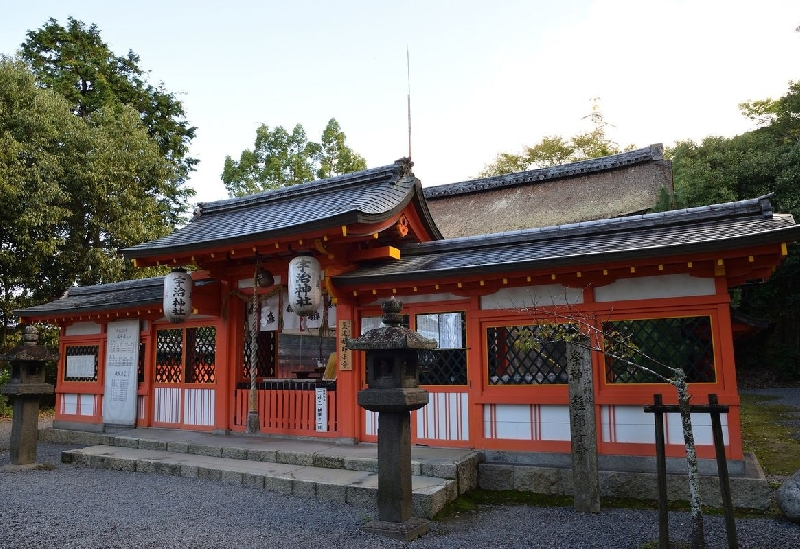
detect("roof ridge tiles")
[67,276,165,296]
[401,194,772,256]
[195,161,409,218]
[423,144,665,199]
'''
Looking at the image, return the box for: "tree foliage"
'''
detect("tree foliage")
[20,17,196,223]
[0,58,70,346]
[668,80,800,378]
[222,118,367,196]
[478,102,634,177]
[6,18,196,346]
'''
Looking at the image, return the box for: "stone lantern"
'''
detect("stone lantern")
[346,297,436,541]
[1,326,57,465]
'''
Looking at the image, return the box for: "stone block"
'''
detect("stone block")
[113,436,139,448]
[776,470,800,523]
[138,440,168,451]
[277,451,313,466]
[477,463,514,490]
[189,444,222,458]
[197,466,222,481]
[312,454,344,469]
[167,441,190,454]
[292,480,317,498]
[180,464,199,478]
[243,472,266,489]
[108,457,136,473]
[136,460,157,474]
[155,462,181,476]
[456,454,480,494]
[247,448,277,462]
[221,447,249,460]
[344,457,378,473]
[419,462,456,479]
[221,470,244,485]
[264,476,293,495]
[514,465,563,495]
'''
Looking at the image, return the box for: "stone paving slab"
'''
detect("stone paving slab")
[41,427,479,480]
[61,445,458,518]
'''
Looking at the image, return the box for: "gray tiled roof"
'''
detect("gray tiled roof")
[333,195,800,285]
[17,277,162,317]
[423,144,664,199]
[123,160,439,259]
[16,277,216,318]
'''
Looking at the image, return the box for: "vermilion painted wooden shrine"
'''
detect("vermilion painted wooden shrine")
[18,145,800,467]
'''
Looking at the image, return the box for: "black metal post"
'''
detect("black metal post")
[709,394,738,549]
[653,394,669,549]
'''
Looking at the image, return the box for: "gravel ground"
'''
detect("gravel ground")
[2,417,800,548]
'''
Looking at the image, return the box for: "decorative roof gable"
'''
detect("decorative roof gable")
[122,159,441,263]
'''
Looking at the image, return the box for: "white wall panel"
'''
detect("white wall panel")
[595,274,715,303]
[481,284,583,310]
[415,391,468,441]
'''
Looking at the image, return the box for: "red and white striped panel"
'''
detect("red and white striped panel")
[483,404,571,441]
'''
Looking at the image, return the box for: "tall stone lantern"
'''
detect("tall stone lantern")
[1,326,57,465]
[346,297,437,541]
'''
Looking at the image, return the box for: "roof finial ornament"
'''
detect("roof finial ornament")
[393,157,414,179]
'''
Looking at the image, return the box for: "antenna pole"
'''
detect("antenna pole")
[407,47,412,160]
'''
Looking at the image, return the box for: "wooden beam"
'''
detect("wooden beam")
[348,246,400,262]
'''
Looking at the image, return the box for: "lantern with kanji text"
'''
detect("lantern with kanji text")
[288,252,322,317]
[163,268,193,323]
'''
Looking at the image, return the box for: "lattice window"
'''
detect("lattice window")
[64,345,99,382]
[603,316,716,384]
[243,305,277,379]
[155,329,183,383]
[186,326,216,384]
[487,324,570,385]
[416,312,467,386]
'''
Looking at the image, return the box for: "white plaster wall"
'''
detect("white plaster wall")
[481,284,584,310]
[602,405,654,444]
[415,391,469,441]
[602,405,729,446]
[484,404,571,441]
[594,274,716,303]
[367,292,464,305]
[539,405,571,441]
[65,322,102,336]
[666,411,729,446]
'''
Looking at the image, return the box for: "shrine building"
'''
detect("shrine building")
[16,146,800,466]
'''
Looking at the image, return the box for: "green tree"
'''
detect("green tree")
[311,118,368,180]
[668,80,800,378]
[222,118,367,196]
[0,58,174,348]
[20,17,196,224]
[0,58,70,347]
[478,101,633,177]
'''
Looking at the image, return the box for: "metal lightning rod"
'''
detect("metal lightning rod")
[407,47,412,160]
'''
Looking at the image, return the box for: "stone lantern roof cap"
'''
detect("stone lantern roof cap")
[346,298,438,351]
[1,326,59,363]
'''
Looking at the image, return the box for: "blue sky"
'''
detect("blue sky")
[2,0,798,204]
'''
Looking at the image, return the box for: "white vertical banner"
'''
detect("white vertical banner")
[315,387,328,432]
[102,319,140,426]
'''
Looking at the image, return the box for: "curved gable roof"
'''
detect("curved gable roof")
[123,159,441,261]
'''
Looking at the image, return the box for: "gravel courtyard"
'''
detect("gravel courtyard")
[2,417,800,548]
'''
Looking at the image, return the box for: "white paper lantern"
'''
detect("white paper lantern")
[288,253,322,316]
[163,268,193,323]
